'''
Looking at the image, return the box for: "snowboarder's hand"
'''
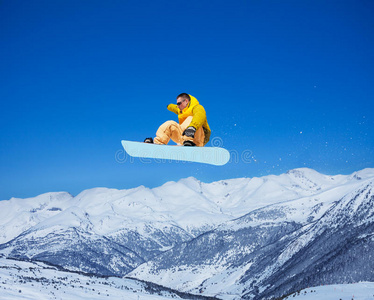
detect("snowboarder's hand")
[183,126,196,138]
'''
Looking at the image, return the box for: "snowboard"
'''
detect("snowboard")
[121,140,230,166]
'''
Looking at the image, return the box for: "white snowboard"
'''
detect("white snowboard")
[121,140,230,166]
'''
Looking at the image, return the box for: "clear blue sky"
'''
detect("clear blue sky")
[1,0,373,200]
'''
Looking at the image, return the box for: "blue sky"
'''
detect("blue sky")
[1,0,373,200]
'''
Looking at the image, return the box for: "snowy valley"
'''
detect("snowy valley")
[0,168,373,299]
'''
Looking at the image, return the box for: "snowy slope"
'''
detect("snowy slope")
[283,282,374,300]
[0,257,217,300]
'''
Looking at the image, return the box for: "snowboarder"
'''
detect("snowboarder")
[144,93,211,147]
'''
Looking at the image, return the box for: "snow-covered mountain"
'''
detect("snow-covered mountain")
[1,168,373,299]
[130,171,374,299]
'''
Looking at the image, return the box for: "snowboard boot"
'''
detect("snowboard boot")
[183,140,196,146]
[144,137,154,143]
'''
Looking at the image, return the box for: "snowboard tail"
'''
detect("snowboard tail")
[121,140,230,166]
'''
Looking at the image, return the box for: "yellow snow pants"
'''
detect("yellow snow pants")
[154,116,205,147]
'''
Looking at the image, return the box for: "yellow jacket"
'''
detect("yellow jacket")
[167,95,211,145]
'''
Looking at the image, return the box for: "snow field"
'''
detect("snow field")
[0,258,183,300]
[284,282,374,300]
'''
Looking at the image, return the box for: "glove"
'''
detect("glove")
[182,126,196,138]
